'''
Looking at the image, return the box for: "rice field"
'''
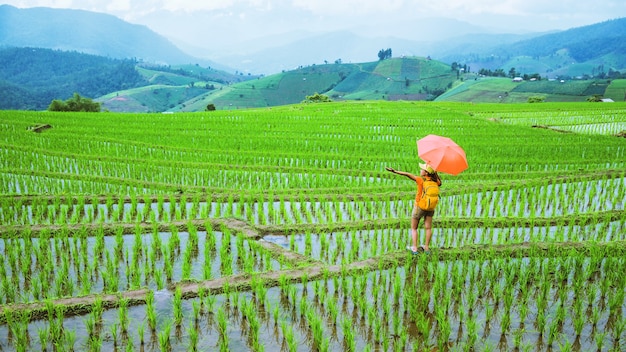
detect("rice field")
[0,101,625,351]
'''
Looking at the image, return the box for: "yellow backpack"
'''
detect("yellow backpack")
[418,179,440,211]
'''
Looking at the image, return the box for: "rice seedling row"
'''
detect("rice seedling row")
[1,174,624,229]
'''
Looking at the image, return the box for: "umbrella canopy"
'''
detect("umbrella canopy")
[417,134,468,175]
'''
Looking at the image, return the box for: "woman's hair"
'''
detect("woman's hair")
[428,172,441,184]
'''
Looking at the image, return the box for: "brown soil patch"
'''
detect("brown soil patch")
[28,124,52,133]
[531,125,572,133]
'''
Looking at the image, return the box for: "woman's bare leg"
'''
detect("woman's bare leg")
[423,216,433,251]
[410,214,419,251]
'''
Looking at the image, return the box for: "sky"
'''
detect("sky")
[4,0,626,56]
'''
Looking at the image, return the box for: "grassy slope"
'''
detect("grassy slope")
[436,77,626,103]
[97,67,229,112]
[605,80,626,102]
[177,57,458,111]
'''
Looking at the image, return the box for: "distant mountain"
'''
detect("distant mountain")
[446,18,626,77]
[0,5,225,68]
[219,30,546,75]
[502,18,626,58]
[217,31,428,75]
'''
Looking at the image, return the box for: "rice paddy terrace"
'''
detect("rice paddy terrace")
[0,101,625,351]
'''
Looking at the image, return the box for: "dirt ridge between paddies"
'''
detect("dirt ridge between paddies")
[1,218,625,324]
[2,210,623,239]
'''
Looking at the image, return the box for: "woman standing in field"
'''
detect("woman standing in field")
[385,163,441,254]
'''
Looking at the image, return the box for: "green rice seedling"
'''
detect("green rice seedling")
[191,300,201,327]
[205,291,216,313]
[595,331,607,351]
[118,298,129,334]
[158,321,172,352]
[146,290,157,331]
[109,323,119,348]
[88,335,102,352]
[182,244,192,280]
[188,318,199,352]
[137,323,145,346]
[114,226,125,259]
[38,326,49,351]
[289,231,296,251]
[546,317,561,346]
[50,305,65,345]
[342,317,356,351]
[557,340,573,352]
[123,338,134,352]
[220,238,233,277]
[591,305,601,328]
[163,249,173,283]
[203,239,212,280]
[217,307,229,351]
[141,195,152,221]
[304,231,312,257]
[326,295,339,324]
[281,320,298,352]
[173,287,183,326]
[611,315,626,342]
[154,268,164,290]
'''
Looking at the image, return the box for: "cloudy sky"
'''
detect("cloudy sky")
[4,0,626,55]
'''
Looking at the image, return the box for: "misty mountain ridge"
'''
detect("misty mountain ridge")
[0,5,228,70]
[0,4,556,74]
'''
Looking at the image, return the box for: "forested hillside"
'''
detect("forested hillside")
[0,47,146,110]
[458,18,626,77]
[502,18,626,59]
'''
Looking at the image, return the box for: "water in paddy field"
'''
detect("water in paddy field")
[0,230,282,303]
[0,256,624,351]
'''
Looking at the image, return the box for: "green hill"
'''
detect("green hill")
[170,57,458,111]
[436,76,626,103]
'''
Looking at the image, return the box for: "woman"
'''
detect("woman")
[385,163,442,254]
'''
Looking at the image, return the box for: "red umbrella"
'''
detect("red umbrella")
[417,134,468,175]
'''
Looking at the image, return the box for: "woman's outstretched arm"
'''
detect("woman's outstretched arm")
[385,167,418,181]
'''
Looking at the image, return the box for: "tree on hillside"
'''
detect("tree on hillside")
[527,96,545,103]
[587,95,603,102]
[378,48,392,61]
[302,93,331,103]
[48,93,100,112]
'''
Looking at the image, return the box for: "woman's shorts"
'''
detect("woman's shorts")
[412,206,434,221]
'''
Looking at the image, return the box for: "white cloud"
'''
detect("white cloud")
[2,0,625,32]
[292,0,406,15]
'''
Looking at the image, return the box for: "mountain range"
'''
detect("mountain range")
[2,4,625,77]
[1,5,625,112]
